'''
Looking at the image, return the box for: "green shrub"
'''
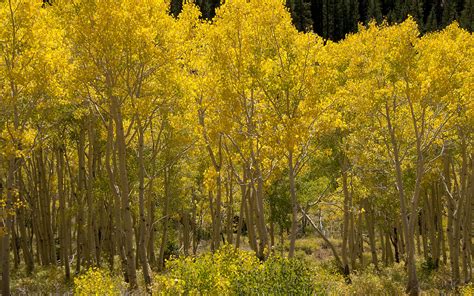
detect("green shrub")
[153,244,315,295]
[74,267,121,295]
[233,256,314,295]
[153,275,186,295]
[460,282,474,296]
[154,244,260,295]
[312,264,347,295]
[420,257,438,274]
[11,266,68,295]
[348,263,405,296]
[295,237,317,255]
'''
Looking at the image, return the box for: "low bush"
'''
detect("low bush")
[11,266,69,295]
[153,244,315,295]
[74,267,122,295]
[348,263,405,296]
[311,264,346,295]
[234,256,314,295]
[154,244,260,295]
[460,282,474,296]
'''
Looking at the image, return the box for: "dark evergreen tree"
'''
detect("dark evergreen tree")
[389,0,407,23]
[287,0,313,32]
[345,0,360,34]
[460,0,474,30]
[322,0,333,39]
[195,0,220,20]
[367,0,383,23]
[311,0,325,37]
[441,0,459,26]
[407,0,425,26]
[335,0,345,39]
[170,0,183,17]
[425,5,439,31]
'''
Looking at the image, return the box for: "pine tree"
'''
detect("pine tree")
[195,0,220,19]
[425,6,438,31]
[287,0,313,32]
[441,0,459,26]
[367,0,383,23]
[170,0,183,17]
[389,0,407,23]
[324,0,337,40]
[311,0,325,37]
[335,0,345,39]
[344,0,360,34]
[407,0,424,26]
[460,0,474,30]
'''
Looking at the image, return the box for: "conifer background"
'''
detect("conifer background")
[170,0,474,40]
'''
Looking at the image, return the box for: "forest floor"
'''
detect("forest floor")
[9,235,474,295]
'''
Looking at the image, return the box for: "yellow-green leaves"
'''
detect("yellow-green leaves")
[74,267,121,295]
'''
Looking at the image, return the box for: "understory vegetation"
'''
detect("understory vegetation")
[9,241,474,295]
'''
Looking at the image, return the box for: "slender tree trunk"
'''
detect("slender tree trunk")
[226,169,233,245]
[86,113,97,266]
[137,121,152,289]
[76,129,86,273]
[11,218,19,271]
[444,153,460,286]
[198,108,222,252]
[1,158,15,296]
[380,227,386,264]
[213,142,222,251]
[452,205,461,286]
[418,211,424,257]
[253,159,268,259]
[246,182,258,252]
[385,102,419,295]
[182,210,190,256]
[288,150,298,258]
[462,154,473,283]
[357,211,364,266]
[17,167,34,274]
[57,146,71,280]
[105,119,127,279]
[349,190,356,268]
[111,95,137,289]
[436,182,447,265]
[36,150,53,265]
[158,168,171,271]
[191,191,199,255]
[147,179,156,266]
[235,177,247,250]
[461,148,472,283]
[365,199,378,268]
[385,229,394,265]
[341,156,351,275]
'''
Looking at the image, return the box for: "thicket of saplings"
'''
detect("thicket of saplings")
[1,0,473,295]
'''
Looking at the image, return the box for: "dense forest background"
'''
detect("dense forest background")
[170,0,474,39]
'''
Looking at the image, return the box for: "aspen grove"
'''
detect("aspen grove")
[0,0,473,295]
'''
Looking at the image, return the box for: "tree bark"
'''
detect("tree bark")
[1,158,15,296]
[385,101,419,295]
[341,155,351,275]
[86,113,97,266]
[57,146,71,280]
[365,199,378,268]
[158,168,171,271]
[288,150,298,258]
[137,121,152,289]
